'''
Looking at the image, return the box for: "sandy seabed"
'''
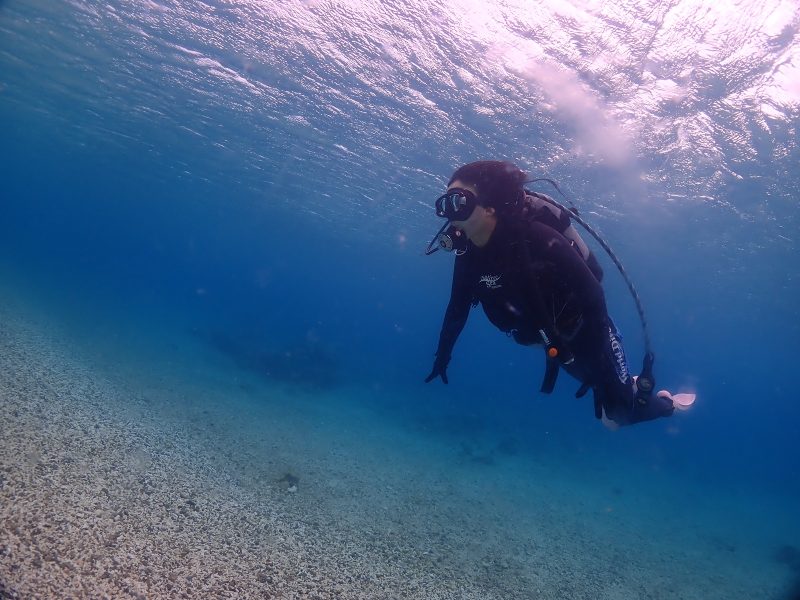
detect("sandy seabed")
[0,311,478,599]
[1,299,797,599]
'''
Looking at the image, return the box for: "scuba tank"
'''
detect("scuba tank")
[522,179,657,406]
[518,189,604,283]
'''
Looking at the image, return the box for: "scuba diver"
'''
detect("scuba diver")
[424,160,695,428]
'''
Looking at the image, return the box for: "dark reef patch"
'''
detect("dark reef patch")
[783,576,800,600]
[458,442,495,466]
[775,544,800,600]
[200,329,339,390]
[776,544,800,570]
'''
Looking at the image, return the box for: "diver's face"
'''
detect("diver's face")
[448,180,494,237]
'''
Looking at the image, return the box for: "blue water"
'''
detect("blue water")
[2,0,800,597]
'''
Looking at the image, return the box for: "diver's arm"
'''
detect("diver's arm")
[435,256,472,361]
[426,257,472,383]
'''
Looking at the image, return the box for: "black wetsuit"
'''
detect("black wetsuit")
[432,218,673,425]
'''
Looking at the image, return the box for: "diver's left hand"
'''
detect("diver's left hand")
[424,356,449,384]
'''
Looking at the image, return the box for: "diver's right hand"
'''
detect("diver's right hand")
[424,355,449,384]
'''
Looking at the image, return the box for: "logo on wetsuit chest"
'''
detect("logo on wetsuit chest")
[480,274,502,289]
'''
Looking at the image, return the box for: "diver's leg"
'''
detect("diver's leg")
[575,318,674,426]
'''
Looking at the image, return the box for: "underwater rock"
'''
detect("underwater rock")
[278,472,300,493]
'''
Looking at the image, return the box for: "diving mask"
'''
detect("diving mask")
[434,188,478,221]
[426,187,476,255]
